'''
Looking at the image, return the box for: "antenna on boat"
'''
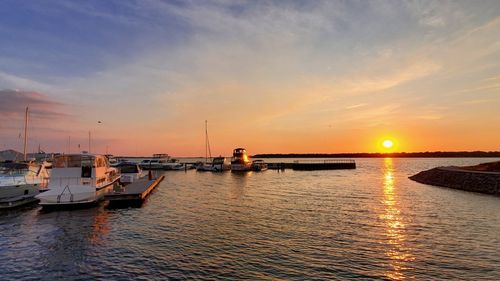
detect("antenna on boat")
[23,106,29,161]
[88,131,91,154]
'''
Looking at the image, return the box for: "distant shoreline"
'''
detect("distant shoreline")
[252,152,500,158]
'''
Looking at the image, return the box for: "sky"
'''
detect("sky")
[0,0,499,156]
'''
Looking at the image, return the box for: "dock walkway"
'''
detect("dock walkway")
[105,175,165,207]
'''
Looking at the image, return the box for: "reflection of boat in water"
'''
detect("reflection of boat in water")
[231,148,252,171]
[251,160,268,171]
[0,161,50,208]
[36,154,120,208]
[115,162,145,184]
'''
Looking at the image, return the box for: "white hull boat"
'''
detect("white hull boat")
[231,148,252,171]
[36,154,119,208]
[0,161,50,209]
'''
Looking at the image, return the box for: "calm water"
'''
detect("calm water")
[1,158,499,280]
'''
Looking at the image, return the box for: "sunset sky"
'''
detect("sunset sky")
[0,0,499,156]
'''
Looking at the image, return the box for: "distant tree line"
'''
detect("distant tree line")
[252,151,500,158]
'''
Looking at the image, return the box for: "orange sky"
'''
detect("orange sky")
[0,1,499,156]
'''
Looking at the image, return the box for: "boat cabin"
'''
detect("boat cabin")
[50,154,115,187]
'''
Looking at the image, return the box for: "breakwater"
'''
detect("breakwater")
[409,167,500,195]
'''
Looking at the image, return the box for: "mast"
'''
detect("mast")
[205,120,212,162]
[23,107,29,161]
[88,131,91,153]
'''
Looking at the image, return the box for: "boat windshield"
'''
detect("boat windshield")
[54,155,94,168]
[0,163,35,176]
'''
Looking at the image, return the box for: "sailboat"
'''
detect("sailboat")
[196,120,215,171]
[0,107,51,209]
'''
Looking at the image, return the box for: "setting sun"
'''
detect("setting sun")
[383,139,394,149]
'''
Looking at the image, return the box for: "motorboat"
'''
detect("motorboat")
[251,160,268,171]
[116,162,145,184]
[35,154,120,207]
[212,156,231,172]
[139,154,170,170]
[231,148,252,171]
[163,159,185,170]
[0,161,50,208]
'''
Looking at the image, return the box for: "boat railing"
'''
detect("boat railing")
[50,177,96,188]
[293,159,356,164]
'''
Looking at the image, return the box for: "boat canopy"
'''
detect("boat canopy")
[53,155,109,168]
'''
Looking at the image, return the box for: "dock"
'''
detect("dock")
[267,160,356,170]
[105,175,165,208]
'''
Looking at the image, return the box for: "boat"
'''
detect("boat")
[139,154,170,170]
[212,156,231,172]
[197,120,214,172]
[0,106,51,209]
[35,153,120,208]
[0,161,50,209]
[251,160,268,171]
[231,148,252,171]
[116,162,145,184]
[163,159,185,170]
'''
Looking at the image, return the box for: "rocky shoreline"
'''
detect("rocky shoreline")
[409,166,500,195]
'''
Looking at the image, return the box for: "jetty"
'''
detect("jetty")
[267,160,356,170]
[410,161,500,195]
[105,175,165,208]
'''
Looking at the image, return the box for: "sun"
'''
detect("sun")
[382,139,394,149]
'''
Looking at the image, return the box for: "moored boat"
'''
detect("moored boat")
[35,154,120,208]
[251,160,268,171]
[0,161,50,209]
[212,156,231,172]
[116,162,145,184]
[231,148,252,171]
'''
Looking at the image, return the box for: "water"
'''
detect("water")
[1,158,499,280]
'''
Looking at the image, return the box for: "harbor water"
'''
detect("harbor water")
[1,158,499,280]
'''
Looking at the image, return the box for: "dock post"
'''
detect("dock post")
[148,170,152,180]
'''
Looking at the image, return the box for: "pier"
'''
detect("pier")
[266,160,356,170]
[105,175,165,208]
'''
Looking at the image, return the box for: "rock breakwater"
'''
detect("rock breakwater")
[409,166,500,195]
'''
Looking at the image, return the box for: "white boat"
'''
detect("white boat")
[139,154,170,170]
[212,156,231,172]
[231,148,252,171]
[0,161,50,208]
[163,159,185,170]
[35,154,120,207]
[116,162,145,184]
[251,160,268,171]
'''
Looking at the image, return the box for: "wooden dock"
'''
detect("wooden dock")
[105,175,165,208]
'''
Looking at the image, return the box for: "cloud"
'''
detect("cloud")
[0,89,67,120]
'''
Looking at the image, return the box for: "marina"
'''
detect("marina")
[1,158,499,280]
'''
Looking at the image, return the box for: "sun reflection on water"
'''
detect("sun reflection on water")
[381,158,414,280]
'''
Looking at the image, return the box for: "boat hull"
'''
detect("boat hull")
[36,178,118,208]
[231,163,252,172]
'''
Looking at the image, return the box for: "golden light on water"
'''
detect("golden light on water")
[381,158,414,280]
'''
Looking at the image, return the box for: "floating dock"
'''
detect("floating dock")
[105,175,165,208]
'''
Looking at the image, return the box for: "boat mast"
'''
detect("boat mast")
[205,120,212,162]
[88,131,91,153]
[23,107,29,161]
